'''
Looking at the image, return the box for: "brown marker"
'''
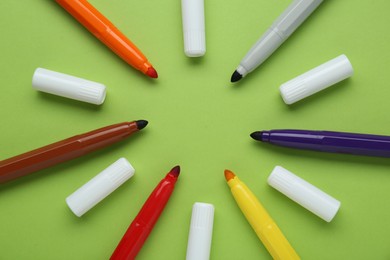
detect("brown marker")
[0,120,148,184]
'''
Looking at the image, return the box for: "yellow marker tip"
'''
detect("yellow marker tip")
[224,169,236,181]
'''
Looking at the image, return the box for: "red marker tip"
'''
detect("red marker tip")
[146,67,158,78]
[169,165,180,177]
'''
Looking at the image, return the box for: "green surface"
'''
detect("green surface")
[1,0,390,259]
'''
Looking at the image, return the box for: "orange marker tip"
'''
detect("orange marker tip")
[146,67,158,78]
[224,169,235,181]
[170,165,180,177]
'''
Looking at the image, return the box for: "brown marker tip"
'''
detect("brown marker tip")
[224,169,235,181]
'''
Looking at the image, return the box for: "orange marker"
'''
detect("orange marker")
[56,0,158,78]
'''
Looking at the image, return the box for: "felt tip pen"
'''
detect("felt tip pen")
[224,170,300,260]
[251,129,390,157]
[110,166,181,260]
[56,0,158,78]
[0,120,148,184]
[231,0,323,83]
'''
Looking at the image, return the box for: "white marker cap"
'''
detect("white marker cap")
[66,158,135,217]
[186,202,214,260]
[280,54,353,105]
[181,0,205,57]
[268,166,341,222]
[32,68,106,105]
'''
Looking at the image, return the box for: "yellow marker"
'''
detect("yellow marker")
[224,170,300,260]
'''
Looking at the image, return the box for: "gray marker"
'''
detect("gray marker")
[231,0,323,83]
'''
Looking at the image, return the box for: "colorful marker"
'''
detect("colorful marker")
[110,166,181,260]
[251,129,390,157]
[56,0,158,78]
[224,169,300,260]
[0,120,148,184]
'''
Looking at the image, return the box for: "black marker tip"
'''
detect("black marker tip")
[231,70,243,83]
[250,131,263,141]
[136,120,148,130]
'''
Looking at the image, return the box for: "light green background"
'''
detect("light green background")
[1,0,390,259]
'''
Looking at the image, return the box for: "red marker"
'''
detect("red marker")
[110,166,180,260]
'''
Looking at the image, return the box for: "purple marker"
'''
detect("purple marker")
[250,130,390,157]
